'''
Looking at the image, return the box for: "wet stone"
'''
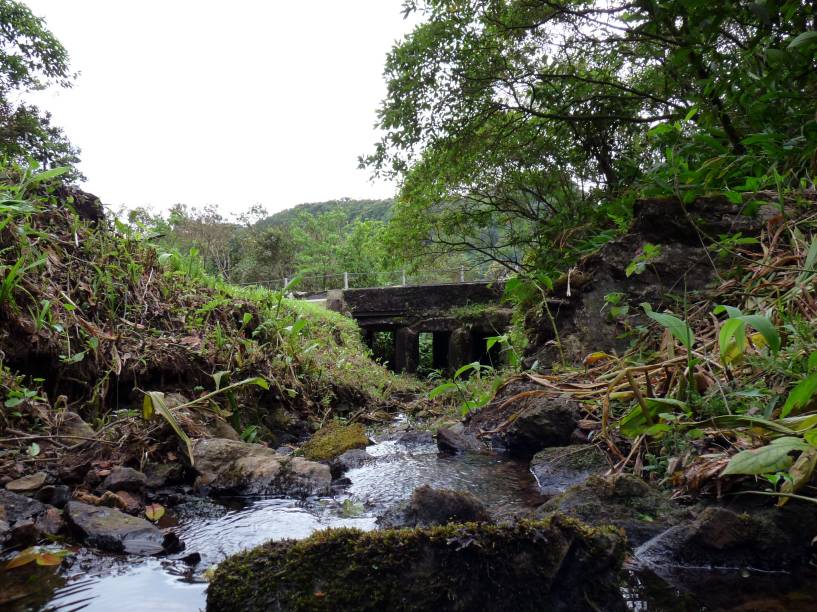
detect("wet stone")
[396,430,433,446]
[101,467,147,493]
[36,484,71,508]
[436,424,483,454]
[530,444,608,496]
[378,484,492,528]
[6,471,48,493]
[65,500,167,555]
[143,462,184,489]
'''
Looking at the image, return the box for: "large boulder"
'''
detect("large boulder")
[636,503,817,572]
[191,438,330,496]
[530,444,609,496]
[378,485,492,528]
[64,500,167,555]
[207,515,627,612]
[524,196,782,368]
[536,473,685,547]
[503,396,577,456]
[462,382,578,456]
[435,423,483,453]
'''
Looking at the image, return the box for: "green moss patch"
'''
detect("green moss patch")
[300,421,370,461]
[207,515,626,612]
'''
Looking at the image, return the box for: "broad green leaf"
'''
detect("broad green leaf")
[714,304,743,318]
[737,315,780,354]
[778,447,817,506]
[428,382,458,399]
[808,350,817,372]
[781,372,817,417]
[453,362,480,379]
[722,437,810,476]
[788,30,817,49]
[719,318,746,364]
[641,304,694,348]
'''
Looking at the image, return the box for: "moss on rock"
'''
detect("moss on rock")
[300,421,370,461]
[206,514,626,612]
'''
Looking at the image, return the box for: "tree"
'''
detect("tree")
[366,0,817,272]
[0,1,81,178]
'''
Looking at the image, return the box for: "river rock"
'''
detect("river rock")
[143,462,185,488]
[378,485,492,528]
[636,504,817,572]
[36,484,71,508]
[503,395,578,456]
[56,411,95,440]
[6,471,47,492]
[330,448,373,478]
[0,489,63,545]
[300,421,370,461]
[101,467,147,493]
[536,473,684,547]
[191,438,331,496]
[436,423,483,453]
[530,444,608,495]
[396,430,434,446]
[207,514,626,612]
[64,500,166,554]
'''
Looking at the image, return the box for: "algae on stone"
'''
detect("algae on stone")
[207,514,626,612]
[300,421,370,461]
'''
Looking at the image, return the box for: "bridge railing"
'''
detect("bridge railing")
[238,266,508,293]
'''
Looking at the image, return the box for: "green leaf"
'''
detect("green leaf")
[4,397,25,408]
[453,362,480,379]
[788,31,817,49]
[781,372,817,418]
[428,382,458,399]
[641,303,694,348]
[713,304,743,318]
[212,370,230,391]
[27,442,40,457]
[143,391,194,465]
[737,315,780,354]
[722,437,810,476]
[718,318,746,364]
[808,351,817,372]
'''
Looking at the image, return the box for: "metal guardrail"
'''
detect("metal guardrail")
[239,266,506,292]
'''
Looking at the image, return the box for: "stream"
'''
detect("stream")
[5,434,817,611]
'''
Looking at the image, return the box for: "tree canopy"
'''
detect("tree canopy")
[0,1,80,177]
[366,0,817,271]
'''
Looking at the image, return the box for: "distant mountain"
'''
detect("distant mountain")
[260,198,393,227]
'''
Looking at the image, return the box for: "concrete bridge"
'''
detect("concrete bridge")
[326,281,511,374]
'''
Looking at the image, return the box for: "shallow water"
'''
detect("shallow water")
[3,437,817,611]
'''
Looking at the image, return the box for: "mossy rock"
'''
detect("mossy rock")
[300,421,370,461]
[536,473,685,547]
[206,514,627,612]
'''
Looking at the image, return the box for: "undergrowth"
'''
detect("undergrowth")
[0,162,413,463]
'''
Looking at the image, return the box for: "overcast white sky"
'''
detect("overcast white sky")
[23,1,414,215]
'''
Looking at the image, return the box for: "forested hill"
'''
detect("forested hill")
[259,197,393,228]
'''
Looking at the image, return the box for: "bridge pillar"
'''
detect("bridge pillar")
[394,327,419,374]
[447,327,473,374]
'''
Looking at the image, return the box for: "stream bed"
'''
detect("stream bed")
[4,436,817,611]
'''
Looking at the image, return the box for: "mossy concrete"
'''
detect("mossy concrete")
[207,514,626,612]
